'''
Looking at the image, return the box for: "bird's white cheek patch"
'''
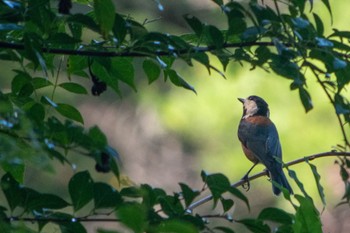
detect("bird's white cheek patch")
[243,101,258,118]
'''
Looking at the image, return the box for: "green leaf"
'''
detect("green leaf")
[32,77,53,89]
[26,192,70,211]
[94,182,123,210]
[159,195,184,217]
[11,71,31,94]
[52,212,87,233]
[270,56,302,80]
[236,219,270,233]
[117,203,147,233]
[1,173,25,211]
[214,226,236,233]
[212,0,223,6]
[293,195,322,233]
[258,207,293,225]
[56,103,84,124]
[143,59,161,84]
[179,183,200,207]
[298,87,313,112]
[312,13,324,36]
[27,102,45,123]
[155,220,198,233]
[220,198,234,212]
[320,0,332,22]
[228,186,250,210]
[67,14,99,33]
[113,13,127,44]
[88,126,107,148]
[68,55,89,78]
[91,60,120,94]
[69,171,94,212]
[184,15,203,37]
[1,162,25,184]
[165,69,196,94]
[94,0,115,36]
[203,173,231,206]
[59,82,88,94]
[205,25,224,49]
[287,168,310,199]
[110,58,136,91]
[306,160,326,208]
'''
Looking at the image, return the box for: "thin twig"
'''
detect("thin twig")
[187,151,350,210]
[4,216,120,223]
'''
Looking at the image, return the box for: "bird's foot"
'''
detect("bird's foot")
[241,174,250,192]
[264,169,271,181]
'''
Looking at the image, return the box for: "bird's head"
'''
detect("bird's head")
[238,95,270,118]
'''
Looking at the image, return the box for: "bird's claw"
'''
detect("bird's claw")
[264,169,271,181]
[241,174,250,192]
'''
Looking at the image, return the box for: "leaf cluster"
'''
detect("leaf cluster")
[0,0,350,232]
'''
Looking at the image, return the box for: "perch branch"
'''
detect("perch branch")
[187,151,350,211]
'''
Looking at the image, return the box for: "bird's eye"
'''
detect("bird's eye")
[248,96,253,100]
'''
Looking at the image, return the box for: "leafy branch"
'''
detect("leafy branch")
[188,151,350,211]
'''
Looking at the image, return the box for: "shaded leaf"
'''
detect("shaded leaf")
[179,183,200,207]
[236,219,270,233]
[165,69,196,94]
[117,203,147,233]
[69,171,94,212]
[155,219,198,233]
[306,160,326,208]
[214,226,235,233]
[94,182,123,210]
[298,87,313,112]
[56,103,84,124]
[143,59,161,84]
[0,173,25,211]
[220,198,234,212]
[258,207,293,225]
[184,15,203,37]
[228,186,250,210]
[203,173,231,207]
[59,82,88,94]
[93,0,115,36]
[293,195,322,233]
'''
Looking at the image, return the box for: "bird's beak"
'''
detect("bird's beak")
[238,98,245,104]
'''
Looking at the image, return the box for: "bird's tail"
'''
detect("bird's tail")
[270,168,293,196]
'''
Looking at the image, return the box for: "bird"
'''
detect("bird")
[237,95,293,195]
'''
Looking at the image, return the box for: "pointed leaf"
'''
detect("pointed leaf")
[179,183,200,207]
[143,59,161,84]
[94,182,123,209]
[56,103,84,124]
[306,160,326,208]
[293,195,322,233]
[166,69,196,94]
[258,207,293,224]
[69,171,94,212]
[94,0,115,36]
[59,83,88,94]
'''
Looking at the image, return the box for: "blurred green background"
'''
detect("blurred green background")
[1,0,349,232]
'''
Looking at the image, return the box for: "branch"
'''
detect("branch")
[4,216,120,223]
[187,151,350,211]
[0,40,278,57]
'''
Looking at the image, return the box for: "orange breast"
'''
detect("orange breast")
[241,143,260,163]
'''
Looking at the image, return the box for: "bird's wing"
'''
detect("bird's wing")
[238,119,282,168]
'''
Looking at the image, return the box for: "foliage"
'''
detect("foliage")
[0,0,349,232]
